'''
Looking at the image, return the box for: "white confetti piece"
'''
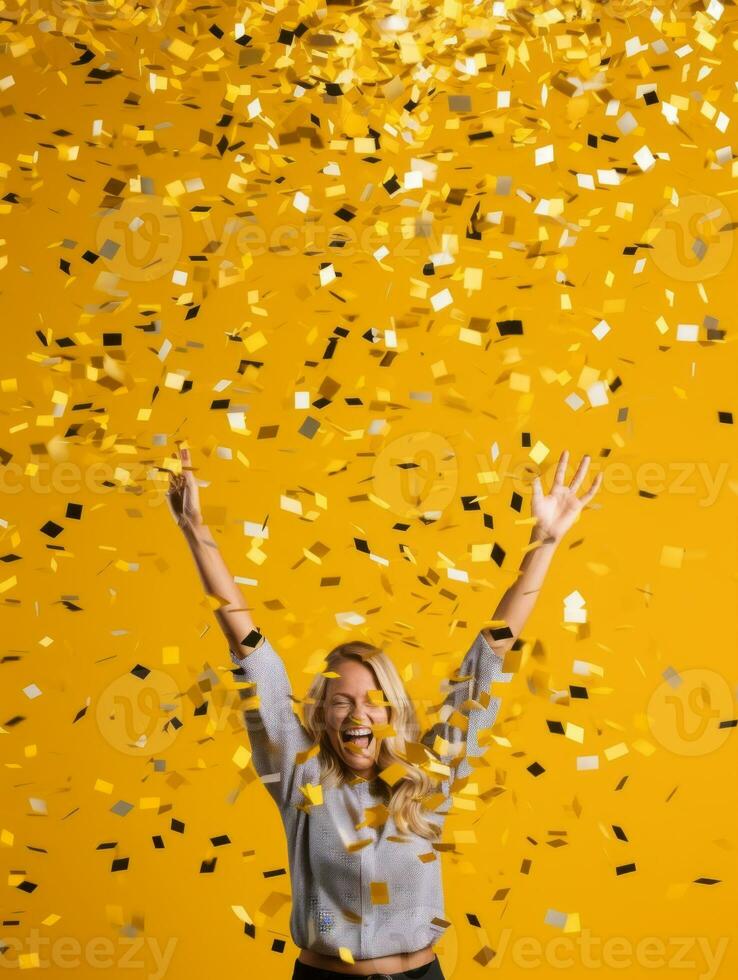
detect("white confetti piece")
[336,611,366,629]
[535,143,554,166]
[597,169,621,186]
[319,264,336,287]
[430,288,453,311]
[617,111,638,134]
[634,144,656,171]
[572,660,604,677]
[545,909,568,929]
[586,381,609,407]
[293,191,310,213]
[564,590,587,623]
[243,521,269,538]
[676,323,699,342]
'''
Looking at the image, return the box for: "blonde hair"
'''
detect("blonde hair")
[302,641,444,842]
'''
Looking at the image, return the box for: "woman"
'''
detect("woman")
[166,446,601,980]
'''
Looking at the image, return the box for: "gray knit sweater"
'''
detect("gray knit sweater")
[229,631,511,959]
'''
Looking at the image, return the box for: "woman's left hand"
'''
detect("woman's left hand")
[531,450,603,544]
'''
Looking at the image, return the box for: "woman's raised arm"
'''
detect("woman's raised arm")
[421,630,512,792]
[482,450,602,660]
[166,447,317,811]
[422,451,602,793]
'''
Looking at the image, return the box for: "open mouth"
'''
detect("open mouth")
[340,727,373,750]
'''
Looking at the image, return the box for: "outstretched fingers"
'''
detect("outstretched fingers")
[174,444,194,486]
[552,449,569,487]
[167,444,190,496]
[568,454,591,493]
[579,471,603,506]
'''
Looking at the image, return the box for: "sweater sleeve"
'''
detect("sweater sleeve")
[229,636,318,812]
[420,630,513,789]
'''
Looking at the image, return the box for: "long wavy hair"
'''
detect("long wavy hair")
[302,641,444,842]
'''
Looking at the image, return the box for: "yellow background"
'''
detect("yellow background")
[0,1,736,977]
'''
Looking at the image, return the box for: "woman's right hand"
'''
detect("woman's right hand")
[166,446,204,531]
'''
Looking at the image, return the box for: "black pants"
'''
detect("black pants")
[292,953,445,980]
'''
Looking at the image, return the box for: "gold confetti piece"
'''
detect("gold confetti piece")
[369,882,390,905]
[370,723,396,740]
[631,739,657,757]
[231,905,254,926]
[529,440,550,465]
[564,723,585,744]
[356,803,390,829]
[232,746,252,769]
[259,892,291,918]
[0,575,18,594]
[162,645,179,665]
[295,743,320,765]
[660,545,685,568]
[300,783,323,807]
[449,795,476,812]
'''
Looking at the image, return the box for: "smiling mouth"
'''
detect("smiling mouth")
[340,728,373,750]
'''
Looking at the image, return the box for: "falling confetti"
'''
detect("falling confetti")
[0,1,735,977]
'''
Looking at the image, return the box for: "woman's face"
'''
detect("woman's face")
[324,658,390,777]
